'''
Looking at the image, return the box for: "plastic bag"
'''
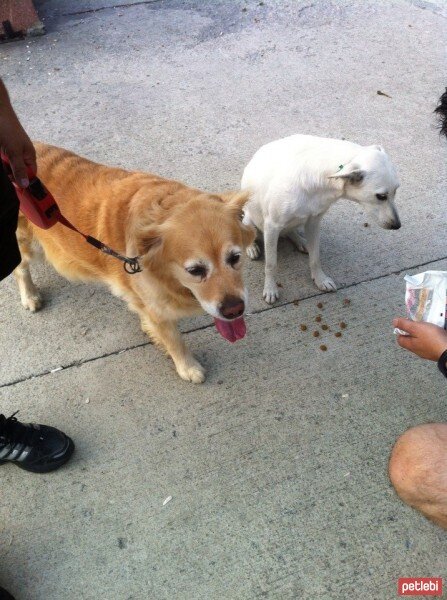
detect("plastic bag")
[394,271,447,334]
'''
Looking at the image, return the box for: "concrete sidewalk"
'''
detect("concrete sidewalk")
[0,1,446,598]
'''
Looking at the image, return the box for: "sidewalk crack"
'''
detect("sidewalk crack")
[2,254,447,389]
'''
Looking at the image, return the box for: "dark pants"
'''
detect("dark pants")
[0,166,21,282]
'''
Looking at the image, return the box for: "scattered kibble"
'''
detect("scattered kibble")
[321,324,329,331]
[315,315,322,322]
[343,299,351,306]
[293,299,300,306]
[320,344,327,351]
[335,332,342,338]
[340,322,347,329]
[277,282,283,288]
[317,302,323,309]
[313,330,320,337]
[300,324,307,331]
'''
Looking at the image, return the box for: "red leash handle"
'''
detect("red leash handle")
[1,152,61,229]
[1,153,142,274]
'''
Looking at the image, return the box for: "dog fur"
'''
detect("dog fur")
[241,134,401,303]
[15,142,255,383]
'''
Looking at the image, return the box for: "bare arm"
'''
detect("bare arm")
[0,79,36,187]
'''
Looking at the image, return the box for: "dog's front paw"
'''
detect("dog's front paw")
[314,274,337,292]
[296,239,308,254]
[176,360,206,384]
[21,292,43,312]
[246,242,261,260]
[263,281,280,304]
[288,230,308,254]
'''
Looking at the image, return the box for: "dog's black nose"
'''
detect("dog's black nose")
[220,296,245,319]
[390,220,401,230]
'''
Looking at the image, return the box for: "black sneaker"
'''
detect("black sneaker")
[0,412,74,473]
[0,586,16,599]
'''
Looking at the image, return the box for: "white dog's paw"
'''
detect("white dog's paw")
[176,360,206,384]
[263,281,280,304]
[288,231,308,254]
[21,292,42,312]
[246,242,261,260]
[295,239,308,254]
[313,274,337,292]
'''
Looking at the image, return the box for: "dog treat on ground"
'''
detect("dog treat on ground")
[293,299,300,306]
[300,324,307,331]
[343,298,351,306]
[320,344,327,351]
[315,315,322,322]
[317,302,323,309]
[364,222,369,227]
[335,332,342,337]
[313,330,320,337]
[321,324,328,330]
[277,282,283,288]
[339,322,347,329]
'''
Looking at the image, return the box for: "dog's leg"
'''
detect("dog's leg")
[140,311,206,383]
[15,264,42,312]
[287,227,308,254]
[246,238,261,260]
[304,215,337,292]
[263,219,282,304]
[243,211,261,260]
[14,224,42,312]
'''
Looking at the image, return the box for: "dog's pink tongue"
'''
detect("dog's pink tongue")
[214,316,246,343]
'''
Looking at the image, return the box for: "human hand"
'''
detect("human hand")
[0,109,36,188]
[393,318,447,361]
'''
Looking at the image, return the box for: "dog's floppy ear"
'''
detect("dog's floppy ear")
[222,190,255,247]
[134,225,163,257]
[328,162,365,184]
[221,190,250,220]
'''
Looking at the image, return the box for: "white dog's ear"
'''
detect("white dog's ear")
[328,163,365,184]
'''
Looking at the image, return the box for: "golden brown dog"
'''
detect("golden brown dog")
[14,142,255,383]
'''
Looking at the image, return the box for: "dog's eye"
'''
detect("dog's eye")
[376,193,388,201]
[186,265,207,279]
[227,252,241,268]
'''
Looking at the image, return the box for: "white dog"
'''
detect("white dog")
[241,134,401,303]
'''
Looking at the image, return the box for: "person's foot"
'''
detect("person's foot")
[0,412,74,473]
